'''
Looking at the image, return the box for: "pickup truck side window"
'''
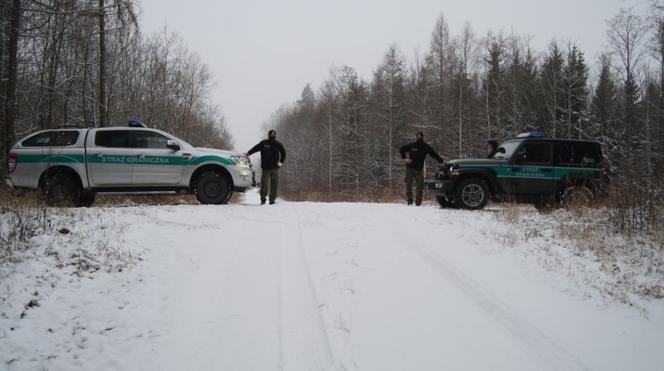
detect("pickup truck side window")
[95,130,130,148]
[22,130,80,147]
[131,130,171,149]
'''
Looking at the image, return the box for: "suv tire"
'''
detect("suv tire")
[195,172,230,204]
[454,178,489,210]
[561,186,593,209]
[45,174,81,207]
[436,195,457,208]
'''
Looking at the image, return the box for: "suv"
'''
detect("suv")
[5,124,254,206]
[426,132,609,210]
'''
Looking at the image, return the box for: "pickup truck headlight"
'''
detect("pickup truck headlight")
[231,154,249,165]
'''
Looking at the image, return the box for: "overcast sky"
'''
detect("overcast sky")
[139,0,644,151]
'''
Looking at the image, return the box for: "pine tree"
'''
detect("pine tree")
[538,42,565,137]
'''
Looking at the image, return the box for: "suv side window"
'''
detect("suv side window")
[22,131,80,147]
[554,142,601,167]
[514,142,552,165]
[131,130,170,149]
[95,130,130,148]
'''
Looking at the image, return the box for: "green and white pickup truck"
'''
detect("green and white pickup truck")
[5,125,254,206]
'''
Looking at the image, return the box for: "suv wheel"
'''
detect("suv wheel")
[195,172,230,204]
[561,186,593,209]
[436,195,457,208]
[454,178,489,210]
[45,175,81,207]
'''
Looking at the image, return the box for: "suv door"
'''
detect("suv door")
[510,141,556,195]
[87,130,135,186]
[130,130,183,185]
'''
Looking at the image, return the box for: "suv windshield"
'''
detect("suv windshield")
[493,141,520,160]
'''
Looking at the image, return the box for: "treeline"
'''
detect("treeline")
[0,0,233,173]
[271,5,664,231]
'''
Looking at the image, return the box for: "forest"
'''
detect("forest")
[0,0,234,167]
[1,1,663,234]
[268,4,664,234]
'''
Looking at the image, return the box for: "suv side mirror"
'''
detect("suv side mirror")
[166,140,180,151]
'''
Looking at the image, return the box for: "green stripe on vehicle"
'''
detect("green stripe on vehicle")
[86,154,235,166]
[86,155,186,165]
[189,155,235,166]
[17,154,85,163]
[18,153,235,166]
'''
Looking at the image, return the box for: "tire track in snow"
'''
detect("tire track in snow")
[277,205,341,371]
[391,215,590,371]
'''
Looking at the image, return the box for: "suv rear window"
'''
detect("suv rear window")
[22,131,80,147]
[554,142,602,167]
[95,130,130,148]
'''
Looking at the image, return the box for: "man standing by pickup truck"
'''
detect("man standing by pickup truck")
[399,131,444,206]
[247,129,286,205]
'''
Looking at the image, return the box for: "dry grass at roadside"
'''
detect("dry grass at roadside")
[496,202,664,305]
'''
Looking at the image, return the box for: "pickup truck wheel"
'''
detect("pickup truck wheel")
[78,191,96,207]
[45,175,81,207]
[454,178,488,210]
[195,172,230,204]
[436,195,457,208]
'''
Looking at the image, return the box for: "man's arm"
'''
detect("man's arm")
[399,144,409,159]
[246,141,263,156]
[278,141,286,163]
[427,144,444,163]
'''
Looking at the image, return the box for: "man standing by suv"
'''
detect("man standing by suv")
[247,129,286,205]
[399,132,444,206]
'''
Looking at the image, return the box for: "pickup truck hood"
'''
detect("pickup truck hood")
[195,147,236,158]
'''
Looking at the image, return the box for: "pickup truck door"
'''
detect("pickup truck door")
[86,129,135,186]
[130,130,184,186]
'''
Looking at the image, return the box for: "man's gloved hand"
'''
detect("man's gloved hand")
[277,161,283,168]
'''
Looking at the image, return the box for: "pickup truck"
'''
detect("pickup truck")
[5,125,254,206]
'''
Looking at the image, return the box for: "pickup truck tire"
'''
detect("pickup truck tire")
[195,172,230,204]
[44,174,81,207]
[79,191,96,207]
[454,178,489,210]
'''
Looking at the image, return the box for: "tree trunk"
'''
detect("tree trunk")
[2,0,20,173]
[98,0,107,127]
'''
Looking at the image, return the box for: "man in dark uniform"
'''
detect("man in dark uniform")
[246,129,286,205]
[399,132,444,206]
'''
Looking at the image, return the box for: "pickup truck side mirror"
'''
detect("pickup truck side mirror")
[166,140,180,151]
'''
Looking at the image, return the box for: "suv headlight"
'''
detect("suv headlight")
[232,154,249,165]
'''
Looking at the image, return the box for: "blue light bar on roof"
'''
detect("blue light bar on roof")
[516,130,545,138]
[128,119,146,127]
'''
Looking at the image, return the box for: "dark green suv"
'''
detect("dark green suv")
[426,132,609,210]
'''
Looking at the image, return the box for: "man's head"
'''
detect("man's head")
[268,129,277,140]
[416,131,424,142]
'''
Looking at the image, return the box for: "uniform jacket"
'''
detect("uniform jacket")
[399,140,444,171]
[248,139,287,170]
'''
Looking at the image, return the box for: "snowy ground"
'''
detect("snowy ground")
[1,190,663,371]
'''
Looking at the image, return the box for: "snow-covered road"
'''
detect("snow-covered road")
[2,192,663,370]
